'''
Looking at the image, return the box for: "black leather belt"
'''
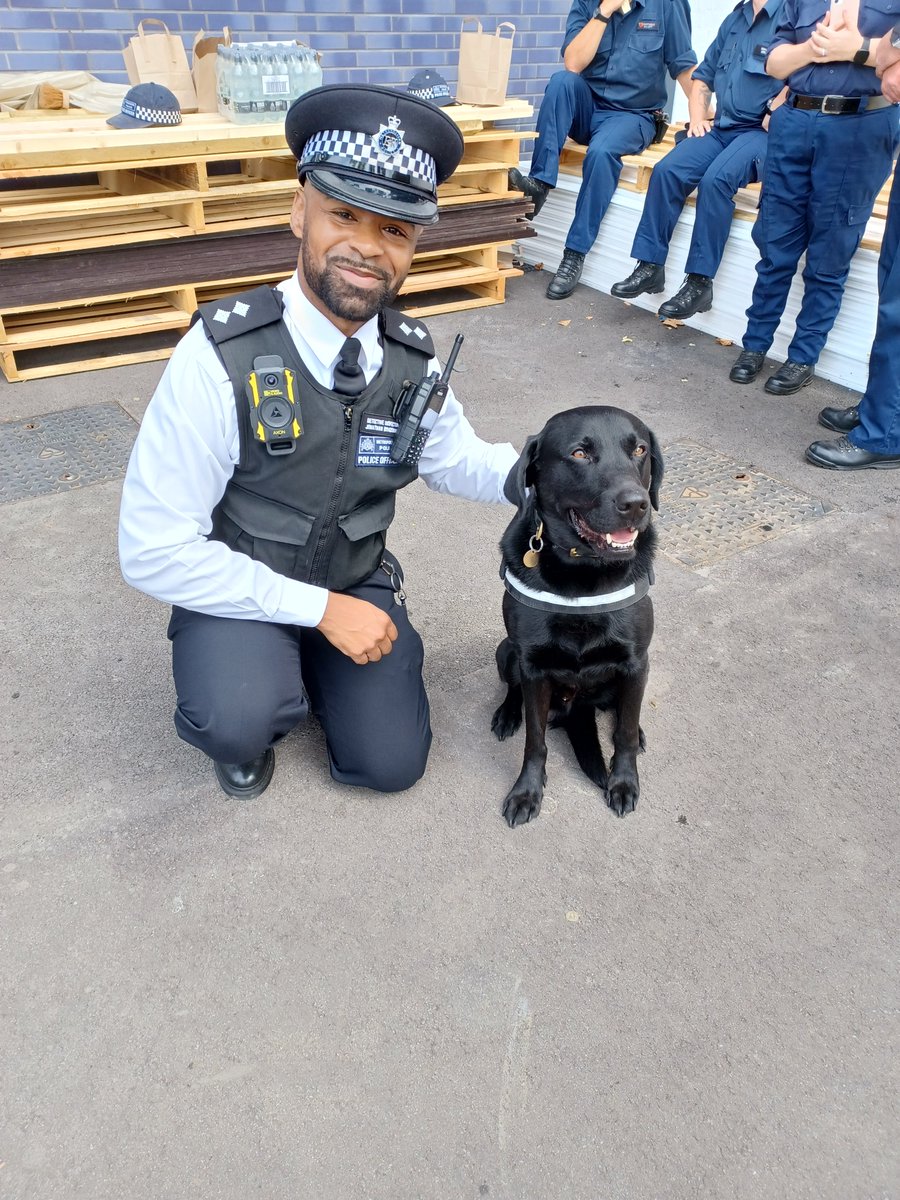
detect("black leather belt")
[789,92,896,113]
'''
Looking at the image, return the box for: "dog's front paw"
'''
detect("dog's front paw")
[502,786,543,827]
[491,697,522,741]
[606,775,639,817]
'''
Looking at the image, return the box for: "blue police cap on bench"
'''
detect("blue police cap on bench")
[285,84,465,226]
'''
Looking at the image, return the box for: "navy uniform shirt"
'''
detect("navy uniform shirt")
[562,0,696,111]
[693,0,786,129]
[857,0,900,35]
[767,0,884,95]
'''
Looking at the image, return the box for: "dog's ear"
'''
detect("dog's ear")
[504,434,540,509]
[647,428,664,511]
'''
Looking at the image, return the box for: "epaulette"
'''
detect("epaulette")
[195,285,285,344]
[381,306,435,357]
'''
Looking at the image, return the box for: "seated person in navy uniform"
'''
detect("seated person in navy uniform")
[611,0,788,320]
[808,8,900,469]
[728,0,900,396]
[118,85,519,801]
[508,0,696,301]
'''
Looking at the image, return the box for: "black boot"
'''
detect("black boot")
[611,261,665,299]
[818,405,860,433]
[546,248,586,300]
[214,748,275,800]
[765,361,814,396]
[729,349,766,384]
[658,274,713,319]
[508,168,551,218]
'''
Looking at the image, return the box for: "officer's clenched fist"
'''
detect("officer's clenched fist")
[317,592,398,665]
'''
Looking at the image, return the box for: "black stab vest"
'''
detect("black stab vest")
[196,286,434,591]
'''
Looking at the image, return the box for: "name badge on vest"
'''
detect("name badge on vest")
[637,20,660,30]
[754,44,768,58]
[357,414,402,467]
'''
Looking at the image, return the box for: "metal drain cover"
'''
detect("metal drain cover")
[658,438,833,568]
[0,402,138,504]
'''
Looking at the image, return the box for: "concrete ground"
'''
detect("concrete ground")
[1,269,898,1200]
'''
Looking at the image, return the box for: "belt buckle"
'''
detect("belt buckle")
[822,94,847,113]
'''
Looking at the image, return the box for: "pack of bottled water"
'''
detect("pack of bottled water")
[216,42,323,124]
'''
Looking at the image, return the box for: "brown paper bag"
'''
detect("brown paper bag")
[455,18,515,106]
[124,18,198,113]
[192,26,231,113]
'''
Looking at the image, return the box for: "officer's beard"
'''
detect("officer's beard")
[302,242,399,323]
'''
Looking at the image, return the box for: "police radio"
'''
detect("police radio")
[389,334,464,465]
[246,354,302,456]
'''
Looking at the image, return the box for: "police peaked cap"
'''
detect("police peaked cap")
[285,84,465,226]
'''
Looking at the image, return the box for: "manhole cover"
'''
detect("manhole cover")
[657,438,834,568]
[0,402,138,504]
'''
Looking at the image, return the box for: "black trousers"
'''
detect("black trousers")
[167,559,431,792]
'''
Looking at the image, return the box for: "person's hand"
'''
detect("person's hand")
[876,32,900,75]
[316,592,398,665]
[810,11,862,61]
[687,119,712,137]
[599,0,631,19]
[880,59,900,102]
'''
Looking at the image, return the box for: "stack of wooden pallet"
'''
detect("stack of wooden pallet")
[0,103,534,382]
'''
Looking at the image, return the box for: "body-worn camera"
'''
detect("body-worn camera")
[390,334,464,465]
[245,354,302,455]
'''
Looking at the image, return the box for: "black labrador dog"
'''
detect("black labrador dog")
[492,405,663,827]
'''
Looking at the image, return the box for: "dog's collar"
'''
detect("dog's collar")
[503,567,654,615]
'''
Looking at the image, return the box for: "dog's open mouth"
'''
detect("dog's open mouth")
[570,510,639,554]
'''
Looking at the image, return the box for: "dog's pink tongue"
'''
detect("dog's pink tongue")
[609,528,635,544]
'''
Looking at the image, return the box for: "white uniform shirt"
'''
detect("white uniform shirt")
[118,273,518,628]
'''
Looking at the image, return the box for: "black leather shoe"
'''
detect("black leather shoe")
[508,167,551,218]
[818,404,860,433]
[658,273,713,319]
[214,748,275,800]
[806,434,900,470]
[729,349,766,384]
[611,261,665,299]
[546,248,585,299]
[765,361,814,395]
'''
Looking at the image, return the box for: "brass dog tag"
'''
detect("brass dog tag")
[523,548,540,568]
[522,521,544,568]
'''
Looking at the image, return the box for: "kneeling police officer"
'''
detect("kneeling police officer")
[118,85,518,800]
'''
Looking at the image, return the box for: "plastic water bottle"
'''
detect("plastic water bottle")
[263,46,290,119]
[305,47,323,92]
[287,44,305,101]
[215,45,232,120]
[231,46,252,124]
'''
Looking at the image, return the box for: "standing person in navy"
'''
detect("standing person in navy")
[611,0,788,319]
[508,0,696,300]
[118,85,518,800]
[807,14,900,468]
[728,0,900,395]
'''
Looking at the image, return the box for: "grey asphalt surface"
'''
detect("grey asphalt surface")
[2,268,898,1200]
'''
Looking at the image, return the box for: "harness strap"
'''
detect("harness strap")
[503,568,653,615]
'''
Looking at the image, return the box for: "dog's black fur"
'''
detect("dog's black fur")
[493,406,663,827]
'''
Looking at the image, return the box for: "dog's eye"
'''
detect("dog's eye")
[633,445,648,458]
[571,448,588,460]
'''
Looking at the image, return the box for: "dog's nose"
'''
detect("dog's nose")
[614,489,650,522]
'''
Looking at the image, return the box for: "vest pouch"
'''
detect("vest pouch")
[213,485,316,578]
[324,492,398,591]
[338,492,397,542]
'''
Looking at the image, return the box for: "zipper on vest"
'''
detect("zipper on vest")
[309,404,354,586]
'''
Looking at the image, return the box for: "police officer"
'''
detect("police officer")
[728,0,900,395]
[807,15,900,468]
[118,85,518,800]
[612,0,788,320]
[508,0,696,301]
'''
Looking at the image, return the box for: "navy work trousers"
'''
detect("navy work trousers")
[168,557,432,793]
[851,166,900,456]
[530,70,655,256]
[630,125,767,278]
[742,100,899,364]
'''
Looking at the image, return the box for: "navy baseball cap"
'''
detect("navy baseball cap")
[406,69,455,107]
[285,84,464,226]
[107,82,182,129]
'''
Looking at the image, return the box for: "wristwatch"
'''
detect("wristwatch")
[853,36,871,65]
[592,5,608,20]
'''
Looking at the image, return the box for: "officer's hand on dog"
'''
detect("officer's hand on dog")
[317,594,398,665]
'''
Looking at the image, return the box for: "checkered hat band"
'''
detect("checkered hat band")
[121,97,181,125]
[410,85,451,102]
[301,129,437,191]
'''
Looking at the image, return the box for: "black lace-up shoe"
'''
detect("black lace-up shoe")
[817,405,860,433]
[658,274,714,319]
[546,248,586,299]
[806,434,900,470]
[508,167,551,218]
[765,361,814,395]
[214,749,275,800]
[610,261,666,299]
[729,349,766,384]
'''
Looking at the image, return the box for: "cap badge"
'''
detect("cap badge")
[375,115,406,158]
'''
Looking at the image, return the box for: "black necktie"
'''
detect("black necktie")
[332,337,366,397]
